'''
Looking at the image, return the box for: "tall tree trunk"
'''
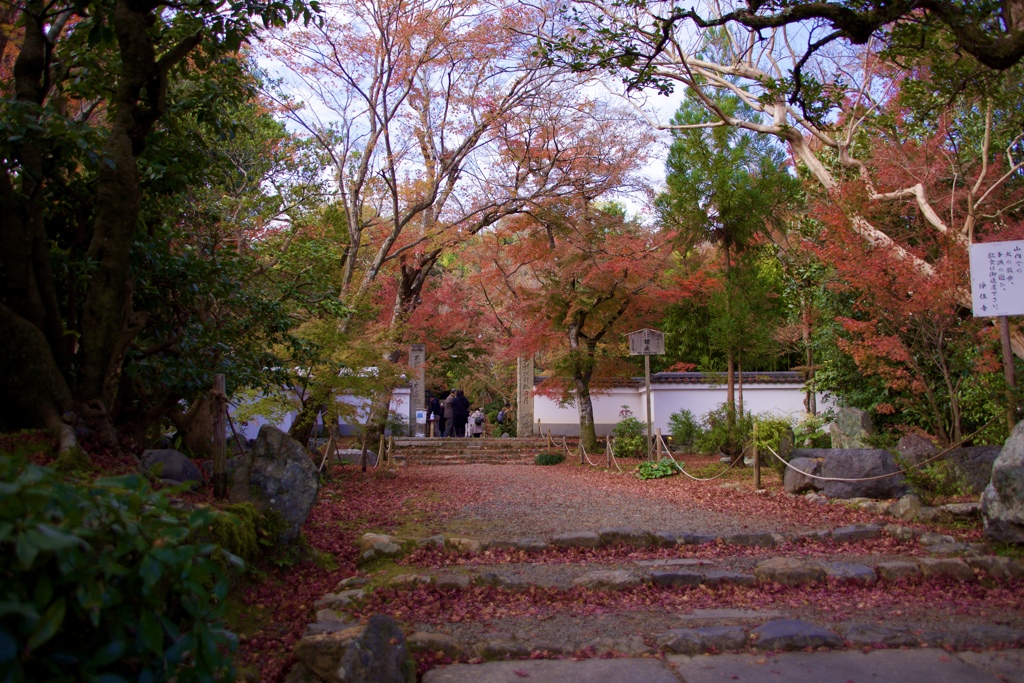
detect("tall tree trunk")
[574,370,599,453]
[802,299,816,415]
[77,1,202,420]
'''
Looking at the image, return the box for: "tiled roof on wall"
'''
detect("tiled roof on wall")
[652,371,804,385]
[533,371,805,387]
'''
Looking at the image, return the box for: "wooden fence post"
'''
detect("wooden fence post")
[753,421,761,491]
[212,374,228,499]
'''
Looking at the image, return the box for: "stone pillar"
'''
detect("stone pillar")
[517,356,535,437]
[410,344,426,436]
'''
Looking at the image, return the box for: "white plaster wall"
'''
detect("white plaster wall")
[534,382,833,436]
[533,387,642,436]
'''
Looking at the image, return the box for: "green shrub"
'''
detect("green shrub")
[753,416,794,476]
[794,413,831,448]
[897,457,973,505]
[694,405,752,456]
[534,451,565,466]
[612,407,647,459]
[636,458,681,480]
[0,458,241,681]
[667,409,703,450]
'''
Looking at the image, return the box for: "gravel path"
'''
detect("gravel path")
[430,464,821,540]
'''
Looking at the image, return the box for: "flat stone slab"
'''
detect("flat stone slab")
[957,648,1024,682]
[877,561,921,581]
[754,557,825,586]
[435,574,471,590]
[573,570,641,590]
[423,658,681,683]
[634,558,713,567]
[656,626,747,654]
[920,532,956,545]
[551,531,601,548]
[967,555,1024,578]
[830,523,883,543]
[750,619,843,650]
[677,609,785,621]
[597,527,652,546]
[841,622,920,647]
[668,649,1013,683]
[821,561,877,583]
[918,557,976,581]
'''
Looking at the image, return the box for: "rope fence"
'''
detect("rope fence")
[762,412,1002,483]
[653,433,745,481]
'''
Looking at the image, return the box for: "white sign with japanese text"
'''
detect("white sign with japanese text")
[970,240,1024,317]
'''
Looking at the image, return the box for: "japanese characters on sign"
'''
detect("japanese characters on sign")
[970,240,1024,317]
[627,329,665,356]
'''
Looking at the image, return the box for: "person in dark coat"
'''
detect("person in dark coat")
[430,392,444,437]
[452,389,470,437]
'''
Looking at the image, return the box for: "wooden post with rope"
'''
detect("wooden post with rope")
[547,428,552,448]
[656,428,662,459]
[753,420,761,491]
[212,374,228,500]
[606,438,612,469]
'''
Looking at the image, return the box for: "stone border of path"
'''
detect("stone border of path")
[357,521,996,565]
[295,614,1024,677]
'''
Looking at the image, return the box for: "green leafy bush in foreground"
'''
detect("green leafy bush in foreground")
[613,407,647,459]
[534,451,565,466]
[0,458,241,682]
[636,458,681,480]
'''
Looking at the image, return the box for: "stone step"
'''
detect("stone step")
[419,648,1024,683]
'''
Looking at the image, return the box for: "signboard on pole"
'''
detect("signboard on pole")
[627,329,665,460]
[628,328,665,356]
[969,240,1024,317]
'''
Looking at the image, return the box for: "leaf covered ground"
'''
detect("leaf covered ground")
[229,459,1019,681]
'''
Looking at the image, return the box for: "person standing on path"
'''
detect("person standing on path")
[452,389,470,438]
[430,392,443,437]
[442,389,457,437]
[469,407,485,438]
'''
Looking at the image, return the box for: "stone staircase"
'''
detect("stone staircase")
[390,437,573,466]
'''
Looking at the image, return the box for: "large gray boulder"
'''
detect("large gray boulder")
[830,407,873,449]
[140,449,201,484]
[948,446,1000,494]
[982,421,1024,543]
[821,449,907,500]
[783,455,824,494]
[230,425,319,543]
[291,614,412,683]
[896,434,937,467]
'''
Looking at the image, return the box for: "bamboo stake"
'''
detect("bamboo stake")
[212,374,228,499]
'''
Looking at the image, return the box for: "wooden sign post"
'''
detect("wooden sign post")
[627,329,665,461]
